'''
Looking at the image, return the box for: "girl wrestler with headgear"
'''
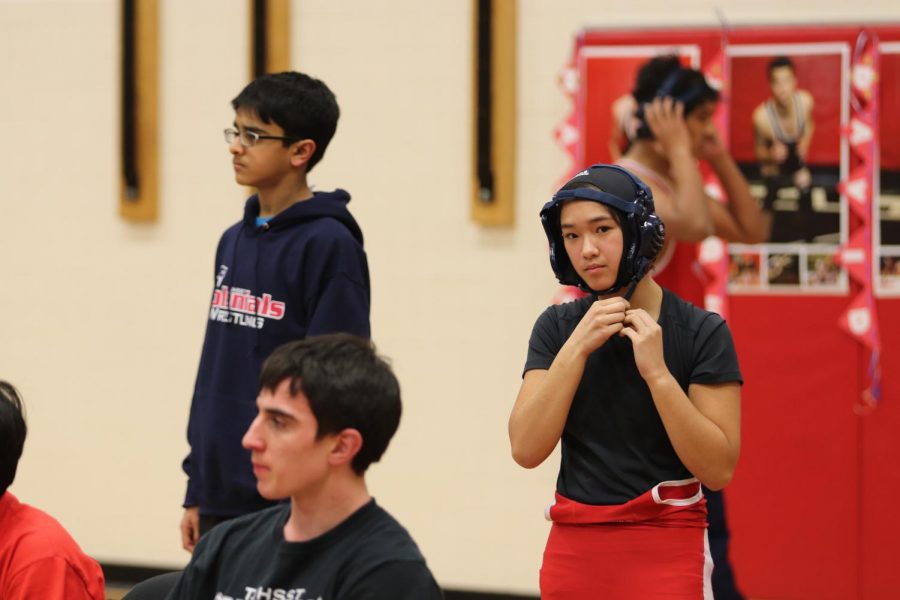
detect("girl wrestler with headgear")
[509,164,743,599]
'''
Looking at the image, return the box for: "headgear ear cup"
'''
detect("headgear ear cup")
[650,217,665,257]
[541,209,581,288]
[629,195,665,287]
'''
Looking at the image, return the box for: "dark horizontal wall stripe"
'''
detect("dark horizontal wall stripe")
[100,563,177,587]
[101,562,175,586]
[445,592,538,600]
[100,563,538,600]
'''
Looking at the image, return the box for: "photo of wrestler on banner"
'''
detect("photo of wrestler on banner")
[726,44,849,293]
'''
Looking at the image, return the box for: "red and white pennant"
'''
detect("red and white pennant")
[835,30,881,409]
[698,48,731,319]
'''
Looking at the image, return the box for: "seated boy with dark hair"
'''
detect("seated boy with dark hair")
[0,381,105,600]
[167,334,442,599]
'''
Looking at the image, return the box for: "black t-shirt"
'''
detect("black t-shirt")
[166,499,442,600]
[524,289,743,505]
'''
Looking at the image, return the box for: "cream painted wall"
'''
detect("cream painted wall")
[1,0,899,595]
[0,0,249,570]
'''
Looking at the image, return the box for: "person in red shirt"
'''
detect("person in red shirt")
[0,381,105,600]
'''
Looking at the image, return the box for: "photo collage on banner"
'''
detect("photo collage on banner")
[566,26,900,298]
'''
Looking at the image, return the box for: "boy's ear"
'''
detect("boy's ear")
[327,428,363,468]
[290,139,316,168]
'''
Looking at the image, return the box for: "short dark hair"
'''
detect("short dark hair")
[0,381,27,495]
[767,56,796,79]
[232,71,340,172]
[632,55,720,139]
[259,334,401,475]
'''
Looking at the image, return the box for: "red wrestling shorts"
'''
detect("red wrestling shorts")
[540,478,713,600]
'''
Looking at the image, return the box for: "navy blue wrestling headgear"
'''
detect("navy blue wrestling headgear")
[540,164,665,299]
[633,58,720,139]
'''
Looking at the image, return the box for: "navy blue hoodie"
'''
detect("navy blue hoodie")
[183,189,370,516]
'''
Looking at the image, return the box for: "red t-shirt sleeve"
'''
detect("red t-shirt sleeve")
[5,556,105,600]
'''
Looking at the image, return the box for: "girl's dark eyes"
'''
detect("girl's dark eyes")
[564,227,611,239]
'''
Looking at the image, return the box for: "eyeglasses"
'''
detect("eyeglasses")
[224,128,302,148]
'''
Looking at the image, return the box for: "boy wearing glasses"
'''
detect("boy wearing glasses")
[179,71,370,553]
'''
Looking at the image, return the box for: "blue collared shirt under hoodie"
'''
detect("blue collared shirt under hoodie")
[183,189,371,516]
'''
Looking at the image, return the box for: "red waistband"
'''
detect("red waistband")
[546,478,707,528]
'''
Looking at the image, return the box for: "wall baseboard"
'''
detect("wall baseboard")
[100,563,538,600]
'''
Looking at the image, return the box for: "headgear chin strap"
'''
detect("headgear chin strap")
[540,164,665,299]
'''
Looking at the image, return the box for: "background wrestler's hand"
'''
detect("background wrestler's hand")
[620,308,667,382]
[643,97,691,157]
[569,297,629,357]
[180,506,200,553]
[697,127,728,163]
[794,166,812,190]
[771,140,789,163]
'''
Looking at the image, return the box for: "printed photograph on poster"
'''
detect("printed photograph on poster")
[878,42,900,296]
[767,252,800,286]
[727,43,849,294]
[879,254,900,293]
[807,252,842,287]
[575,45,700,166]
[728,251,761,289]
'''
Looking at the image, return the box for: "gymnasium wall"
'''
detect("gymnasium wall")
[1,0,899,596]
